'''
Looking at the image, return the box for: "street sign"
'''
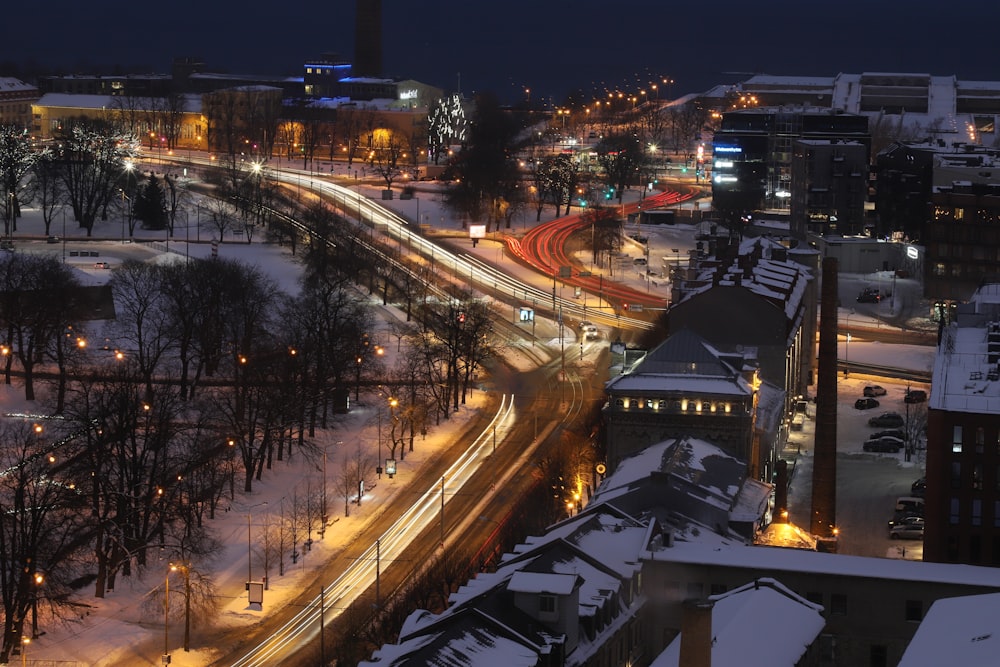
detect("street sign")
[628,303,644,312]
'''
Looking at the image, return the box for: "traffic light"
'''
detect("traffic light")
[457,311,466,324]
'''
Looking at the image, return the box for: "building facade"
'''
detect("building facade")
[710,107,870,222]
[0,77,39,131]
[790,139,869,236]
[924,284,1000,566]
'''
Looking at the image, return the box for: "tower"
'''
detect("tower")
[354,0,382,78]
[811,256,839,541]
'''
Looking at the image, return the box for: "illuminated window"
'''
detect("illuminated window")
[977,428,985,453]
[953,426,963,453]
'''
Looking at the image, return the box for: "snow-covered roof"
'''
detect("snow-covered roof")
[931,284,1000,414]
[35,93,116,110]
[33,92,202,114]
[606,329,752,396]
[0,77,38,94]
[652,578,825,667]
[507,571,577,596]
[898,592,1000,667]
[644,539,1000,589]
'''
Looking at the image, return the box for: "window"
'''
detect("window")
[977,428,986,453]
[710,583,727,595]
[953,426,964,453]
[975,464,984,491]
[539,594,556,613]
[818,634,836,662]
[830,594,847,616]
[950,498,960,525]
[870,644,888,667]
[905,599,923,622]
[952,462,962,489]
[974,499,984,526]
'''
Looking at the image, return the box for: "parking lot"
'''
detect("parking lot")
[784,374,928,560]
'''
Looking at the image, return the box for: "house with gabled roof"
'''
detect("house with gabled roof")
[603,328,757,475]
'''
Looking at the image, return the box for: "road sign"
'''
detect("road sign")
[627,303,644,312]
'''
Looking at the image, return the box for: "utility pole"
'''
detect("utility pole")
[440,476,446,546]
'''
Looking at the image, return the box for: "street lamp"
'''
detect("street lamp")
[843,309,854,377]
[30,572,43,638]
[246,501,268,594]
[20,636,28,667]
[163,566,171,664]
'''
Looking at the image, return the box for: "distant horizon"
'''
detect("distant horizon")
[6,1,1000,105]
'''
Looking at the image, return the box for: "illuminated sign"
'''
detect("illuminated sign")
[399,89,419,100]
[714,174,738,183]
[906,245,919,260]
[714,146,742,153]
[519,307,534,322]
[714,160,733,168]
[469,224,486,239]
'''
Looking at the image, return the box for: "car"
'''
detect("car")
[854,397,879,410]
[864,385,887,397]
[868,412,905,428]
[904,389,927,404]
[46,235,59,244]
[863,436,903,453]
[911,477,927,497]
[93,261,110,269]
[871,429,906,441]
[579,321,594,330]
[888,512,923,529]
[0,240,13,251]
[857,288,881,303]
[585,329,600,341]
[889,518,925,540]
[895,496,925,513]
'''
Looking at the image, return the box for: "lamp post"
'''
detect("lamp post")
[163,566,171,663]
[30,572,43,638]
[246,501,268,594]
[843,309,854,377]
[20,637,28,667]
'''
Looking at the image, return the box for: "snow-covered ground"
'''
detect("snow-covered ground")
[4,163,939,665]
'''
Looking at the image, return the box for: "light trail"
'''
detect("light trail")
[228,393,516,666]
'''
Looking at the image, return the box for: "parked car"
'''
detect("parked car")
[863,436,903,453]
[888,511,923,528]
[889,517,925,540]
[864,385,887,397]
[46,235,59,244]
[93,261,110,269]
[0,240,13,251]
[855,397,880,410]
[869,412,905,428]
[871,429,906,441]
[895,496,925,514]
[857,288,881,303]
[911,477,927,497]
[905,389,927,404]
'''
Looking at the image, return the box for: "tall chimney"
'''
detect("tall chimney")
[811,256,838,538]
[679,599,713,667]
[354,0,382,78]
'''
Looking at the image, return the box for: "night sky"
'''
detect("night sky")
[4,1,1000,104]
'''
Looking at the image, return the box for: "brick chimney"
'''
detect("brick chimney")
[679,599,714,667]
[811,256,838,538]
